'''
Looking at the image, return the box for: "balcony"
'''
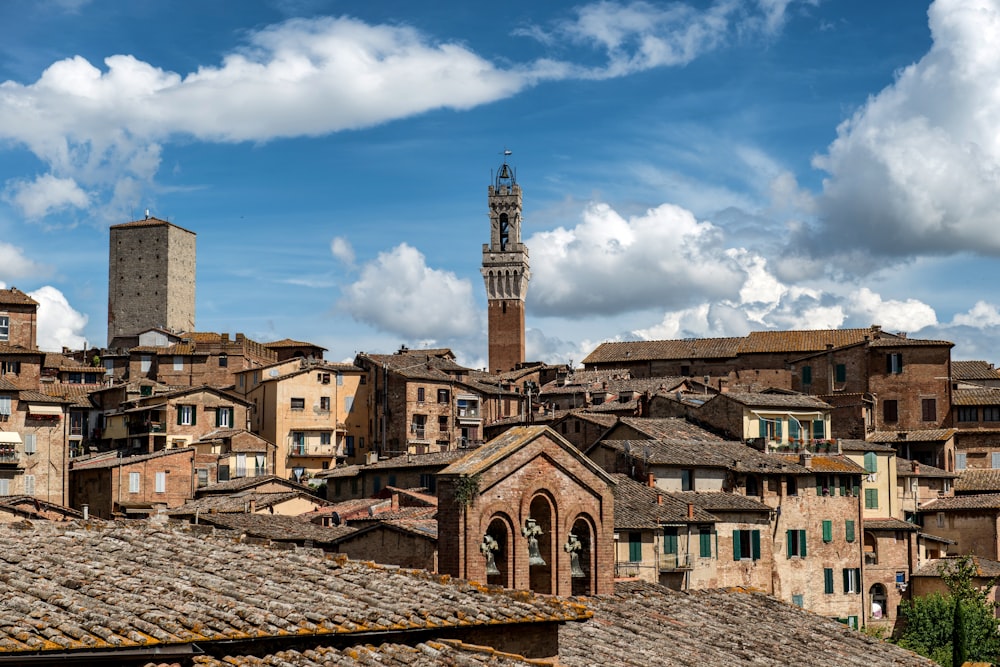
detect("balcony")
[0,445,18,466]
[764,439,839,455]
[658,553,693,571]
[614,562,641,578]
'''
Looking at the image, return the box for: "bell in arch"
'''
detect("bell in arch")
[481,534,501,576]
[522,518,546,567]
[565,533,585,578]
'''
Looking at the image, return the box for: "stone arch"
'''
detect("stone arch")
[485,513,515,589]
[863,531,878,565]
[526,492,556,594]
[569,513,597,596]
[869,582,888,620]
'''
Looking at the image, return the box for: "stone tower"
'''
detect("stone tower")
[481,153,530,373]
[107,216,196,347]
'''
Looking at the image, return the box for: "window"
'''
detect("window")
[291,432,305,455]
[758,418,782,440]
[373,475,382,493]
[986,407,1000,422]
[0,396,10,416]
[745,475,759,497]
[336,372,343,386]
[887,353,903,374]
[786,475,797,496]
[824,568,834,594]
[23,434,36,455]
[957,452,967,470]
[173,356,183,371]
[437,389,450,403]
[792,594,804,608]
[345,435,355,457]
[681,469,694,491]
[0,478,8,495]
[68,372,82,384]
[699,526,713,558]
[235,453,247,477]
[419,473,436,493]
[320,432,331,446]
[255,454,265,475]
[197,469,209,487]
[0,316,8,341]
[177,405,195,426]
[864,451,878,473]
[663,527,678,555]
[1,361,21,375]
[865,488,879,509]
[628,532,643,562]
[439,415,448,431]
[835,363,847,383]
[155,471,166,493]
[388,474,397,487]
[140,355,152,373]
[822,520,833,543]
[21,474,34,495]
[812,420,824,440]
[733,529,761,561]
[883,400,898,423]
[218,354,228,368]
[105,359,114,376]
[786,529,807,558]
[290,397,305,411]
[344,396,354,413]
[318,372,330,384]
[845,520,856,543]
[801,365,812,385]
[129,472,140,493]
[215,407,232,428]
[360,375,367,384]
[788,418,800,441]
[921,398,937,422]
[958,406,979,422]
[416,387,425,403]
[319,396,330,411]
[843,567,861,594]
[816,474,832,496]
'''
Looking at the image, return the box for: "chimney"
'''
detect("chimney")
[799,451,813,469]
[912,461,921,475]
[392,493,400,510]
[687,503,694,519]
[248,498,256,514]
[647,473,655,487]
[656,493,663,505]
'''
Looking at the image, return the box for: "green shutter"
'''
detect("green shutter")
[629,532,642,562]
[786,529,793,558]
[759,419,767,438]
[191,406,196,426]
[864,452,877,473]
[812,420,824,439]
[845,520,855,543]
[799,530,807,557]
[816,475,824,495]
[839,476,847,496]
[700,530,712,558]
[751,530,761,561]
[663,528,678,555]
[843,568,850,593]
[854,569,862,594]
[177,406,183,426]
[822,520,832,543]
[215,408,222,427]
[789,419,800,440]
[733,530,742,560]
[824,568,834,594]
[852,477,861,497]
[865,488,878,509]
[776,420,782,437]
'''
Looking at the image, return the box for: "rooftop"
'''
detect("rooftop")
[955,468,1000,493]
[611,474,716,529]
[953,360,1000,382]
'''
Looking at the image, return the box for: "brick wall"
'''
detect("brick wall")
[334,527,437,570]
[0,302,37,349]
[487,299,525,374]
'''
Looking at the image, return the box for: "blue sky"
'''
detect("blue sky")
[1,0,999,368]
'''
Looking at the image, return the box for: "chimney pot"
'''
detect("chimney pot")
[647,473,655,487]
[913,461,921,474]
[687,503,694,519]
[656,493,663,505]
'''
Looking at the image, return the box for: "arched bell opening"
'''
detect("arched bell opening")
[526,494,555,594]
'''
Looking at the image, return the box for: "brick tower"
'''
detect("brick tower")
[107,215,196,347]
[481,152,530,373]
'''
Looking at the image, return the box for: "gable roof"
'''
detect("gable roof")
[868,429,956,443]
[70,447,194,471]
[670,491,772,513]
[195,474,310,495]
[920,493,1000,512]
[896,459,955,478]
[438,426,614,486]
[611,474,716,528]
[0,287,38,306]
[955,468,1000,493]
[615,417,724,442]
[737,327,886,354]
[710,391,832,410]
[912,556,1000,579]
[596,438,811,475]
[953,360,1000,382]
[186,512,356,544]
[582,338,742,365]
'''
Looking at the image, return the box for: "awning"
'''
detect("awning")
[28,404,63,417]
[0,432,21,444]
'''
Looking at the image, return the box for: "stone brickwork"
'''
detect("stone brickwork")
[334,525,437,571]
[0,397,68,504]
[0,288,38,350]
[69,448,196,518]
[107,218,196,345]
[487,299,526,375]
[868,342,952,432]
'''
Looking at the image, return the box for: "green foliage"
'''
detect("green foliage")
[894,555,1000,666]
[453,474,481,507]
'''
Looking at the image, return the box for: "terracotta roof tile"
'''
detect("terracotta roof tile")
[168,490,322,514]
[616,417,724,442]
[953,387,1000,406]
[264,338,328,350]
[863,518,919,531]
[582,338,742,364]
[0,287,38,306]
[713,391,832,410]
[920,493,1000,511]
[559,581,936,667]
[599,438,811,474]
[896,459,955,478]
[190,640,538,666]
[838,439,896,453]
[912,556,1000,579]
[670,491,772,513]
[953,360,1000,381]
[869,429,956,443]
[611,474,716,529]
[867,337,953,348]
[955,468,1000,493]
[184,513,356,544]
[737,328,881,354]
[109,216,195,234]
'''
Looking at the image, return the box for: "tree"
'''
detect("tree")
[895,555,1000,667]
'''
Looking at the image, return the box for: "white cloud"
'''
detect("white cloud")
[339,243,481,339]
[330,236,355,266]
[845,287,938,332]
[28,286,88,351]
[3,173,90,219]
[809,0,1000,259]
[0,243,47,281]
[527,201,744,317]
[950,300,1000,327]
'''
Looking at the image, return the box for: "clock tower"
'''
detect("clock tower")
[481,152,530,373]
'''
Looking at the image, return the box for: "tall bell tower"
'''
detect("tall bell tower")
[481,151,530,374]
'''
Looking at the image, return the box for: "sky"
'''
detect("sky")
[2,0,1000,369]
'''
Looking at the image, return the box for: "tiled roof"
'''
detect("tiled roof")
[869,429,956,443]
[110,216,195,233]
[953,360,1000,381]
[776,455,867,474]
[42,352,93,370]
[913,556,1000,579]
[670,491,772,513]
[196,474,311,495]
[16,389,69,404]
[0,495,84,519]
[953,387,1000,405]
[838,439,896,453]
[617,417,724,442]
[737,328,881,354]
[0,287,38,306]
[168,490,322,514]
[318,450,469,480]
[70,447,194,471]
[867,336,953,348]
[587,398,638,413]
[920,493,1000,511]
[558,581,936,667]
[599,438,810,474]
[863,518,919,532]
[896,459,955,478]
[0,344,41,356]
[582,338,742,364]
[715,391,832,410]
[379,518,439,540]
[0,521,589,658]
[612,475,716,528]
[189,640,538,666]
[0,378,17,391]
[955,468,1000,493]
[264,338,328,350]
[184,513,356,544]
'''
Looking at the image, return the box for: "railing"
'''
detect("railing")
[766,439,839,455]
[658,553,693,571]
[614,562,641,578]
[458,438,483,449]
[0,446,18,465]
[290,444,307,456]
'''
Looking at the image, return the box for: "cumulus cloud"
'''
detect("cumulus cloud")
[527,202,744,317]
[950,300,1000,327]
[807,0,1000,260]
[0,243,48,281]
[330,236,355,266]
[3,174,90,219]
[28,286,88,351]
[339,243,481,339]
[844,287,938,332]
